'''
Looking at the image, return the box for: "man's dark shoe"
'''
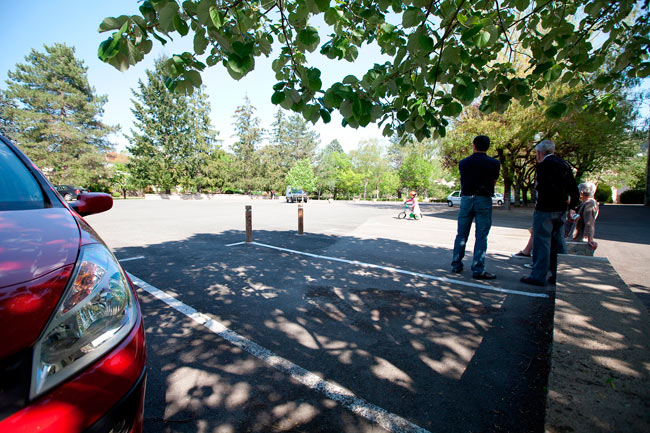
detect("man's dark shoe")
[548,275,556,285]
[520,276,546,287]
[451,267,463,274]
[473,271,496,280]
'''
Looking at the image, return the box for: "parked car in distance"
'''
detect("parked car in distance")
[0,135,147,433]
[54,184,89,201]
[447,191,461,207]
[447,191,504,206]
[285,187,308,203]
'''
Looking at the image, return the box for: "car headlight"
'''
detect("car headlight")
[30,243,138,400]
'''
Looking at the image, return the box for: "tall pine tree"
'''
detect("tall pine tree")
[3,43,115,187]
[231,96,264,192]
[128,57,218,193]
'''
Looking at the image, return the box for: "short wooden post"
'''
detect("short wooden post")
[298,204,304,235]
[245,205,252,242]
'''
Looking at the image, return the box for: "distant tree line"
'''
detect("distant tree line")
[1,43,647,203]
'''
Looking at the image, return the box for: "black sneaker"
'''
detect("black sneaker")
[548,275,556,285]
[520,276,546,287]
[451,267,463,274]
[473,271,496,280]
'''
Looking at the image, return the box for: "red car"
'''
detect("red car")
[0,135,146,433]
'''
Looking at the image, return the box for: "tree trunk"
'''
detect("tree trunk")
[122,189,127,200]
[363,181,368,200]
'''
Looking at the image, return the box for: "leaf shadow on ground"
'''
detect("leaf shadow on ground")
[115,230,555,433]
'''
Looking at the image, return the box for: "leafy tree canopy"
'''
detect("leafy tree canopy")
[286,157,317,191]
[99,0,649,141]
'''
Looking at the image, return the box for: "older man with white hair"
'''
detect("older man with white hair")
[521,140,579,286]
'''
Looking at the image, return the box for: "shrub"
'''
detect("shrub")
[620,189,645,204]
[595,184,613,203]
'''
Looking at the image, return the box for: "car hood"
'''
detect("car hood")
[0,208,81,359]
[0,208,80,288]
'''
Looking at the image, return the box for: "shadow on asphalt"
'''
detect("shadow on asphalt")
[115,230,553,433]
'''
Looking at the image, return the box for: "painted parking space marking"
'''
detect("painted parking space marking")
[225,241,246,247]
[321,229,517,257]
[118,255,145,262]
[233,241,548,299]
[127,273,431,433]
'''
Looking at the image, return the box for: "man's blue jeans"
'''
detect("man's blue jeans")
[451,195,493,274]
[529,210,567,283]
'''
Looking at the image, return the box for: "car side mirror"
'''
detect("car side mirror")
[69,192,113,217]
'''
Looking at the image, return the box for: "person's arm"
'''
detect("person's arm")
[566,166,580,210]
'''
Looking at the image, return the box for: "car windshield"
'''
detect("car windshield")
[0,142,45,210]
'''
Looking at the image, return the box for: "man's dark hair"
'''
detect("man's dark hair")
[473,135,490,151]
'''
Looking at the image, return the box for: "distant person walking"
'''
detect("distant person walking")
[451,135,501,280]
[521,140,579,286]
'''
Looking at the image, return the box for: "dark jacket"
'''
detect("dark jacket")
[534,154,579,212]
[459,153,500,197]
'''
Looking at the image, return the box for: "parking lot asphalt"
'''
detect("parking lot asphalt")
[85,199,650,433]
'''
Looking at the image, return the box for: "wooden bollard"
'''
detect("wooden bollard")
[298,204,304,235]
[245,205,252,242]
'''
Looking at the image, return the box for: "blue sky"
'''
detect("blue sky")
[1,1,648,154]
[0,0,387,153]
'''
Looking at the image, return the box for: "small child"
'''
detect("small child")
[404,190,422,220]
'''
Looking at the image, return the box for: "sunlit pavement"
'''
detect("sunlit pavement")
[86,199,650,433]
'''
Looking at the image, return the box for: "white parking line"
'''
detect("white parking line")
[225,241,246,247]
[118,256,145,262]
[239,241,548,299]
[127,273,431,433]
[321,230,516,257]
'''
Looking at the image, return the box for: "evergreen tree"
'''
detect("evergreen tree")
[3,43,115,186]
[128,57,217,193]
[269,108,320,173]
[231,96,265,192]
[0,93,16,138]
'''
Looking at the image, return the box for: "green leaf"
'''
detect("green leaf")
[209,6,224,29]
[185,70,202,87]
[515,0,529,12]
[545,102,567,119]
[315,0,330,12]
[461,24,483,43]
[441,101,463,116]
[158,2,180,33]
[323,88,343,108]
[533,61,554,75]
[298,27,320,52]
[475,31,490,48]
[402,7,421,28]
[324,7,343,25]
[98,17,124,33]
[418,33,434,51]
[193,30,209,54]
[320,109,331,123]
[271,91,286,104]
[174,15,189,36]
[636,62,650,78]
